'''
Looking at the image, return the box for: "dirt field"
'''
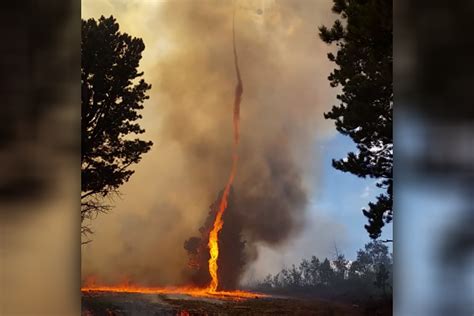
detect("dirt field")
[82,291,391,315]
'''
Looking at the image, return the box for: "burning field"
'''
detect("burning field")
[79,0,364,314]
[81,290,369,316]
[82,8,264,308]
[82,285,266,301]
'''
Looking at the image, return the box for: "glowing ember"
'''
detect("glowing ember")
[206,10,244,293]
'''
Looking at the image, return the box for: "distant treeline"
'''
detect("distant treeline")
[254,241,393,301]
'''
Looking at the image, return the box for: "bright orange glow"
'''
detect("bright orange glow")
[206,12,243,293]
[81,285,266,301]
[207,153,238,292]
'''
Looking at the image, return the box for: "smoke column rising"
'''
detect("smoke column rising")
[81,0,340,286]
[207,10,243,292]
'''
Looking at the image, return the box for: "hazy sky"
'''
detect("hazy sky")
[81,0,392,286]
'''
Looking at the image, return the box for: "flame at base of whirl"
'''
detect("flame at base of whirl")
[81,285,267,301]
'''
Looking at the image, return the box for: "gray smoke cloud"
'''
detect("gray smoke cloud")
[81,0,339,286]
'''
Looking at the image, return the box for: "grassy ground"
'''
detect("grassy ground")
[82,292,392,315]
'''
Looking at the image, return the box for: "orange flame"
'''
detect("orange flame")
[81,284,266,301]
[206,11,243,293]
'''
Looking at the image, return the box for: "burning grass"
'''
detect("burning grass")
[81,290,376,316]
[81,285,267,301]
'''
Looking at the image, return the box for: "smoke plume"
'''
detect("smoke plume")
[81,0,338,287]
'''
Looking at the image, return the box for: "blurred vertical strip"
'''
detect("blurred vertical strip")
[0,0,80,315]
[395,0,474,315]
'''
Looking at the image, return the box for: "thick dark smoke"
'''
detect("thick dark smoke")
[82,0,338,286]
[183,5,310,290]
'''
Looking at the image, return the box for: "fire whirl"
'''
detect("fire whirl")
[81,11,254,301]
[206,10,243,293]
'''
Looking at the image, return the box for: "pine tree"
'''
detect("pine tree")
[319,0,393,239]
[81,16,152,238]
[319,258,335,286]
[374,263,389,295]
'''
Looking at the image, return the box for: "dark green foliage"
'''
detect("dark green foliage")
[319,258,336,286]
[319,0,393,239]
[81,16,152,235]
[256,241,392,300]
[374,263,390,295]
[333,254,349,284]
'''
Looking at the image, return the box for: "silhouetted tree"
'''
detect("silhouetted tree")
[309,256,321,285]
[363,240,391,267]
[350,240,391,286]
[288,264,303,288]
[333,254,349,283]
[81,16,152,239]
[319,0,393,239]
[256,241,392,300]
[319,258,335,286]
[299,258,312,287]
[374,263,390,295]
[349,250,372,280]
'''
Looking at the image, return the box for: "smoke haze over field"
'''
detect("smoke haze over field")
[81,0,340,286]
